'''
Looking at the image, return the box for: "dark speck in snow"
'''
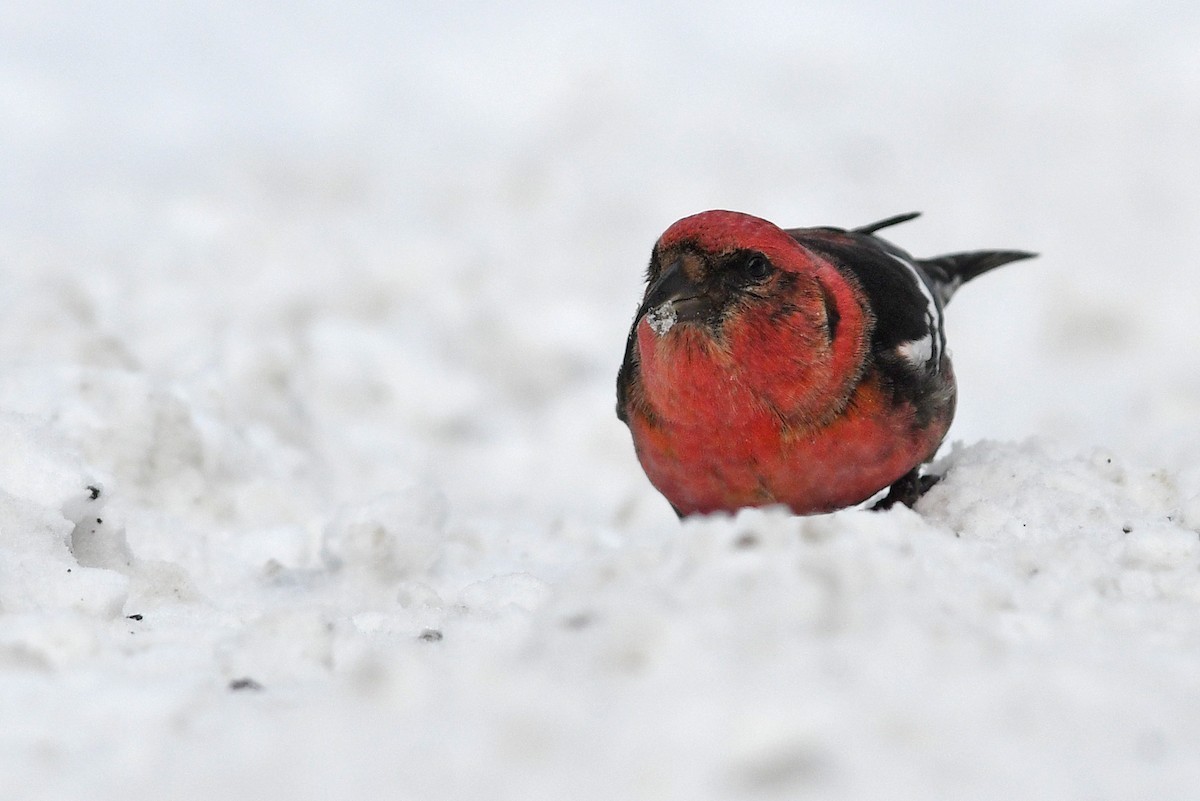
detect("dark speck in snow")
[229,678,264,692]
[562,613,593,630]
[418,629,444,642]
[734,532,760,549]
[86,485,101,500]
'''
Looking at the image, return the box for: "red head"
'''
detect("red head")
[658,210,809,266]
[633,210,869,429]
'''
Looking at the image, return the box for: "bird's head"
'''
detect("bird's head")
[633,210,869,425]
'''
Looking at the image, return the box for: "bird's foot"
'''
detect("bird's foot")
[871,469,940,511]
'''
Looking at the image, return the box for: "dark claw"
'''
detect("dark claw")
[871,469,940,511]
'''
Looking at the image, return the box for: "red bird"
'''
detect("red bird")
[617,210,1034,517]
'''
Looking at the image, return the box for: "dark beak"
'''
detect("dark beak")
[639,258,712,325]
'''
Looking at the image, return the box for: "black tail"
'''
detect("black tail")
[853,212,921,235]
[920,250,1037,305]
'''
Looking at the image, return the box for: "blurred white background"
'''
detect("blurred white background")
[6,3,1198,495]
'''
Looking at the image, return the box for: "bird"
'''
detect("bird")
[616,210,1034,517]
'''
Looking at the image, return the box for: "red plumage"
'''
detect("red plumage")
[617,210,1034,516]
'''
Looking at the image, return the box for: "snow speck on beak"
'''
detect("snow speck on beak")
[646,301,678,336]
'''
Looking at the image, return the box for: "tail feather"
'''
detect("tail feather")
[853,211,921,235]
[920,250,1037,305]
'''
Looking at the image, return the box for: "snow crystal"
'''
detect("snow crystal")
[645,301,678,336]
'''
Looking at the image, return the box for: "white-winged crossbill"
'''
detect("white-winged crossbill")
[617,210,1034,516]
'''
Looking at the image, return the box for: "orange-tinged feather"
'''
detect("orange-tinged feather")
[629,366,951,516]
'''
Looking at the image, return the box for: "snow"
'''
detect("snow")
[2,1,1200,799]
[646,300,678,336]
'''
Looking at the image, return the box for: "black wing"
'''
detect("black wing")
[787,225,940,367]
[616,317,638,424]
[794,213,1036,304]
[787,215,1037,356]
[785,222,952,427]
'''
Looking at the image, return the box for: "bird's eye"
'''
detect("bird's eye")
[743,254,771,280]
